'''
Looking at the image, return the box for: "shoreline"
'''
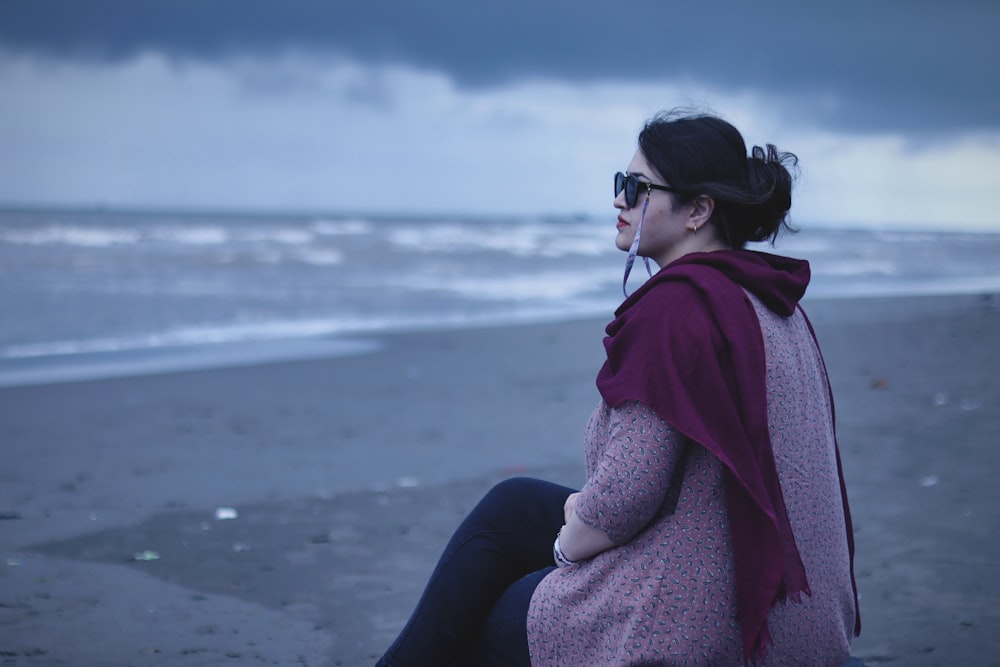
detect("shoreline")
[1,292,998,665]
[2,290,999,391]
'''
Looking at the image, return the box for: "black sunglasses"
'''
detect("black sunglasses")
[614,171,679,208]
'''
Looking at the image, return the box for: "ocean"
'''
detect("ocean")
[2,208,999,386]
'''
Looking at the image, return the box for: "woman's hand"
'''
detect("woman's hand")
[563,492,579,524]
[558,492,615,563]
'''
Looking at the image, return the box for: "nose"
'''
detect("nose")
[614,189,627,210]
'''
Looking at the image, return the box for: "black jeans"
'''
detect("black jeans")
[376,477,574,667]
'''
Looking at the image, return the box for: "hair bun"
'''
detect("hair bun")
[742,144,798,242]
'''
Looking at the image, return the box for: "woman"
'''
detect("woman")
[376,110,861,666]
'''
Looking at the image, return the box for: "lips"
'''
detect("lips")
[616,216,629,230]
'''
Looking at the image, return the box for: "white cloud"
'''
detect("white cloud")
[785,130,1000,231]
[1,52,997,231]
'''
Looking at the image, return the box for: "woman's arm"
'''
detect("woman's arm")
[556,401,688,564]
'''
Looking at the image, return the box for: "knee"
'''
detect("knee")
[459,478,539,534]
[476,477,568,525]
[481,477,542,510]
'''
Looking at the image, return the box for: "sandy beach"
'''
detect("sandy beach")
[1,293,998,666]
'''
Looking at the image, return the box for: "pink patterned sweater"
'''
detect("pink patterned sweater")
[527,294,857,666]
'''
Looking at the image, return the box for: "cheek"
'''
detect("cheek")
[635,213,677,253]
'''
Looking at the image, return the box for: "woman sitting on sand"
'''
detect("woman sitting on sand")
[375,110,861,666]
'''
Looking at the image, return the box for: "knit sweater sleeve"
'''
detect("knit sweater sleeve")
[574,400,688,546]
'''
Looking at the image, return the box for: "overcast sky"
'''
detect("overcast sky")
[2,1,999,230]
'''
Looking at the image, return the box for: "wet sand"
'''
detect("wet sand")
[1,294,998,666]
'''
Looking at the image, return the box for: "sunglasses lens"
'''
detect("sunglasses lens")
[614,172,637,207]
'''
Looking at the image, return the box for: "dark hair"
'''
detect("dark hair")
[637,109,798,248]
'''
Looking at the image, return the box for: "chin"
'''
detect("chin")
[615,233,633,252]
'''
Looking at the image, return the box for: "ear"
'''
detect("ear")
[686,195,715,232]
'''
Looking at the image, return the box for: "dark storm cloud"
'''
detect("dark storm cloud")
[2,0,997,135]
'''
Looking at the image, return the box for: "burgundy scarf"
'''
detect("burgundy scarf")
[596,249,859,663]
